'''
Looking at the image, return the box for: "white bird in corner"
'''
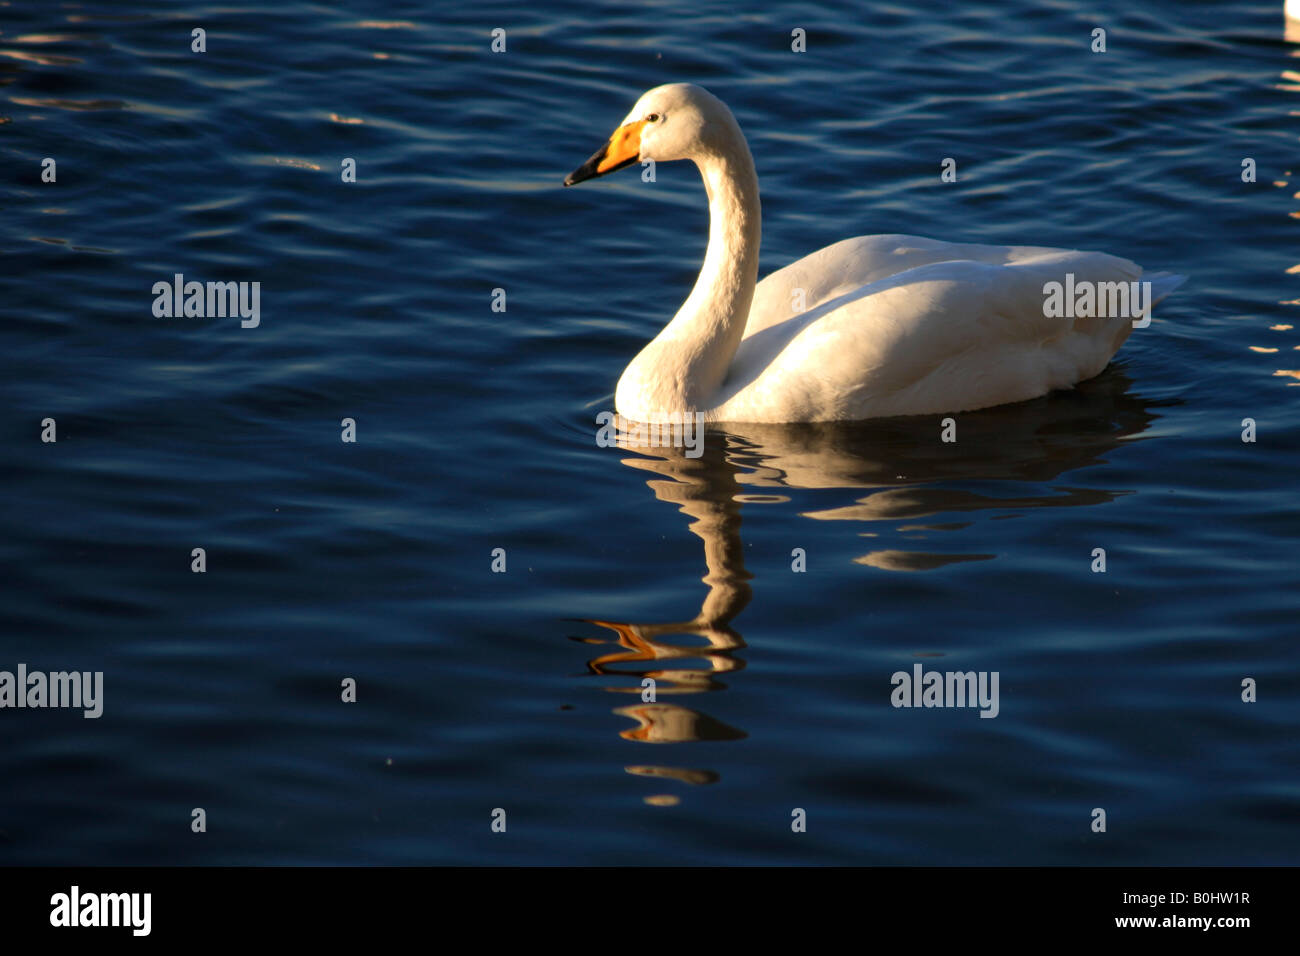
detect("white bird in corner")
[565,83,1184,424]
[1289,0,1300,21]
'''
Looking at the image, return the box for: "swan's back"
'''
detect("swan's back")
[746,234,1141,337]
[711,234,1183,423]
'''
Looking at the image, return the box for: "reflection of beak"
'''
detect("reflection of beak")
[564,120,646,186]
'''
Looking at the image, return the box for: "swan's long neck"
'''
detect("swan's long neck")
[616,129,760,421]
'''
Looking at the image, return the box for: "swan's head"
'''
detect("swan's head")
[564,83,735,186]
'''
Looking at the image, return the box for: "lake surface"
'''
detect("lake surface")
[2,0,1298,865]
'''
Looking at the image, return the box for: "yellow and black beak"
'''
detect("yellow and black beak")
[564,120,646,186]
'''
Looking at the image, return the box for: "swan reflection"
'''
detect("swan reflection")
[580,367,1162,793]
[582,434,752,769]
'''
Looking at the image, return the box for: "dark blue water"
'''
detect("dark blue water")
[2,0,1297,864]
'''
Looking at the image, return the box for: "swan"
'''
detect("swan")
[1289,0,1300,21]
[564,83,1184,424]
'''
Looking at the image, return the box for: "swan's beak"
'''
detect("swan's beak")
[564,120,646,186]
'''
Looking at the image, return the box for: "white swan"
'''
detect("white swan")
[1289,0,1300,21]
[565,83,1184,424]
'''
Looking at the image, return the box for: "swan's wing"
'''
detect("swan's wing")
[746,234,1125,338]
[720,242,1175,421]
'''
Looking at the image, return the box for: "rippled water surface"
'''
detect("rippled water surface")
[2,0,1298,864]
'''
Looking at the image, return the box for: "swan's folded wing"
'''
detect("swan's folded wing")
[747,234,1136,338]
[723,246,1149,421]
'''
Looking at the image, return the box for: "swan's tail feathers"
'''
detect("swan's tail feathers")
[1145,271,1187,307]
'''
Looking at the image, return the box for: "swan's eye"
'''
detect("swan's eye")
[646,113,661,123]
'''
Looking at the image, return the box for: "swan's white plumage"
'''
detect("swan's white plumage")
[567,83,1185,424]
[723,235,1183,421]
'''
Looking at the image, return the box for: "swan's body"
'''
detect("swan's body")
[565,84,1184,425]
